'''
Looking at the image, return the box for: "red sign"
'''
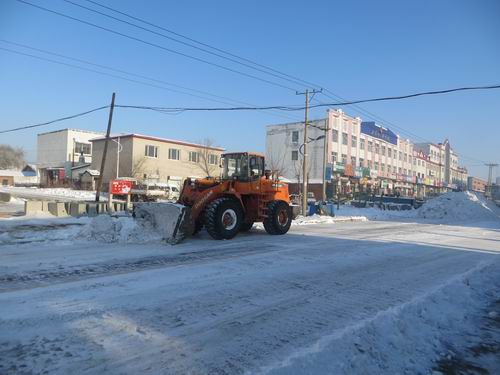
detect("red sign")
[110,180,132,195]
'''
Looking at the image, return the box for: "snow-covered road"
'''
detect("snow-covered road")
[1,219,499,374]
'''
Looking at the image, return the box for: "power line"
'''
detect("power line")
[15,0,299,92]
[81,0,322,91]
[0,40,300,122]
[115,83,500,112]
[62,0,317,91]
[0,105,109,134]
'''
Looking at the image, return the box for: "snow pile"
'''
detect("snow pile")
[293,214,367,225]
[417,191,500,222]
[263,261,500,375]
[78,215,162,243]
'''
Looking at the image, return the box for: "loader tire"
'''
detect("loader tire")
[239,222,254,232]
[205,198,242,240]
[263,200,292,235]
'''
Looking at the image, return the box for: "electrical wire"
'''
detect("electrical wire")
[80,0,323,91]
[62,0,317,91]
[0,106,109,134]
[2,83,500,167]
[0,41,301,122]
[15,0,299,92]
[114,84,500,112]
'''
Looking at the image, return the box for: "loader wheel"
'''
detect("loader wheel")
[239,222,254,232]
[263,200,292,235]
[205,198,242,240]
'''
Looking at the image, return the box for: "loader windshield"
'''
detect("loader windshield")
[222,153,249,180]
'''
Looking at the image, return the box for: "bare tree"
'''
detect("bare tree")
[131,156,149,182]
[196,138,219,178]
[0,145,25,169]
[266,147,289,179]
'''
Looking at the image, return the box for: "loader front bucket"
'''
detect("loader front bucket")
[133,202,194,244]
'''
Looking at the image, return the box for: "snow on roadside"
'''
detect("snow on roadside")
[417,191,500,222]
[0,186,104,201]
[262,261,500,375]
[78,215,162,244]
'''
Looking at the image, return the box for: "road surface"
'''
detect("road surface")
[0,219,499,374]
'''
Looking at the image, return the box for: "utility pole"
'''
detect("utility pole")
[322,117,330,201]
[95,92,116,202]
[296,88,322,216]
[485,163,498,197]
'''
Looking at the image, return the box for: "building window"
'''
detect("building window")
[359,158,364,167]
[189,151,199,163]
[381,145,386,156]
[75,142,91,155]
[331,152,337,163]
[292,151,298,161]
[208,154,218,165]
[360,138,365,150]
[404,153,407,162]
[388,148,392,158]
[341,154,347,163]
[351,156,356,166]
[374,162,379,170]
[342,133,348,145]
[374,143,380,154]
[292,130,299,144]
[332,129,339,142]
[399,151,403,161]
[381,163,385,172]
[145,145,158,158]
[168,148,180,160]
[351,135,357,148]
[393,166,397,173]
[368,141,373,152]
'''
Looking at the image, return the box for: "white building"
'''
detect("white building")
[266,109,468,198]
[37,128,104,186]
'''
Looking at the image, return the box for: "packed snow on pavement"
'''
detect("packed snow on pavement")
[0,191,499,374]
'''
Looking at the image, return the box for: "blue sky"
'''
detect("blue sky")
[1,0,499,179]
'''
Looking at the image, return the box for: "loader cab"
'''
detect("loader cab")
[222,152,265,182]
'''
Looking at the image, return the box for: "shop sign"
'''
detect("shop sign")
[334,162,345,172]
[111,179,132,195]
[325,164,333,180]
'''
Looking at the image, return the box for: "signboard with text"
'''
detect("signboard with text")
[110,180,132,195]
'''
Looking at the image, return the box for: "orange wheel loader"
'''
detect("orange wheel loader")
[134,152,297,243]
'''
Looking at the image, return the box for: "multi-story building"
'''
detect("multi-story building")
[414,139,468,192]
[266,109,468,198]
[90,133,225,188]
[467,176,487,193]
[37,128,104,186]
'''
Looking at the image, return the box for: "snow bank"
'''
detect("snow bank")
[293,214,367,225]
[78,215,162,244]
[1,187,104,201]
[417,191,500,222]
[263,261,499,375]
